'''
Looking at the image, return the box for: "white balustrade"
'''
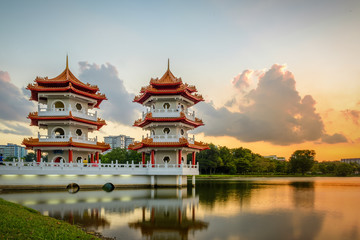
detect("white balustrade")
[38,133,97,144]
[0,159,199,176]
[148,134,195,143]
[38,105,97,121]
[151,134,180,142]
[142,107,195,121]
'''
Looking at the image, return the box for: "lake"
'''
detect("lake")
[1,177,359,240]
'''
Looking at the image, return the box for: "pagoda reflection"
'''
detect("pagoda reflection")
[129,203,208,240]
[0,188,208,239]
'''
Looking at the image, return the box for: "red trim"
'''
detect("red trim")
[178,150,182,165]
[151,150,155,167]
[142,152,145,165]
[192,152,196,165]
[29,113,106,130]
[128,141,209,151]
[69,150,73,163]
[134,89,203,104]
[36,149,41,163]
[23,140,110,152]
[95,152,99,163]
[27,84,106,108]
[134,115,203,128]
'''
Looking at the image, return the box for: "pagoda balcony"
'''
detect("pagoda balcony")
[142,108,196,121]
[144,134,195,144]
[38,132,97,145]
[38,105,97,121]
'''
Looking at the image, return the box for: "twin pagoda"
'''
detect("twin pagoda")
[128,62,209,165]
[22,57,110,163]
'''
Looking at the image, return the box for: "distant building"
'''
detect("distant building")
[264,155,286,161]
[0,143,27,159]
[104,135,135,154]
[341,158,360,164]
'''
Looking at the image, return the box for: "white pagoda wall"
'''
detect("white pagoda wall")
[47,97,90,111]
[47,150,92,163]
[154,151,177,164]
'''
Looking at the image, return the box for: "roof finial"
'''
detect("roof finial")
[66,54,69,70]
[167,58,170,71]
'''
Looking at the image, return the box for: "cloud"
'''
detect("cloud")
[196,64,347,145]
[342,109,360,126]
[321,133,347,144]
[0,71,34,122]
[78,62,141,125]
[232,69,253,91]
[0,122,33,136]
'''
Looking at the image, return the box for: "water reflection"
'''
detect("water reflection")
[1,177,360,240]
[0,188,208,239]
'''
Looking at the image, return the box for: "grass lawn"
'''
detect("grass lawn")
[0,198,99,240]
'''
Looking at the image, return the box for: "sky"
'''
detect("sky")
[0,0,359,161]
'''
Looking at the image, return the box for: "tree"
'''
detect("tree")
[197,144,223,174]
[289,150,316,175]
[335,162,354,176]
[24,153,36,162]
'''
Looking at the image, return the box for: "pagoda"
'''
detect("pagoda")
[128,61,209,167]
[22,56,110,163]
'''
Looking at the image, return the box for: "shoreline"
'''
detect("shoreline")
[0,198,113,240]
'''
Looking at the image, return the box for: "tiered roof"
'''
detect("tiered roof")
[133,64,204,104]
[133,112,204,128]
[28,112,106,130]
[27,57,106,108]
[128,137,209,151]
[22,137,110,151]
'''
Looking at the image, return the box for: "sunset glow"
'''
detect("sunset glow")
[0,0,359,161]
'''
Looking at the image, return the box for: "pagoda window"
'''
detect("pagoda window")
[76,129,83,136]
[53,101,65,111]
[163,128,170,134]
[53,128,65,138]
[163,103,170,109]
[75,103,83,111]
[163,156,170,163]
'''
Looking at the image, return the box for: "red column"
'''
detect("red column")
[95,152,99,163]
[142,152,145,165]
[178,149,182,166]
[151,150,155,167]
[36,149,41,163]
[69,150,73,163]
[192,152,196,166]
[90,153,94,163]
[178,208,182,224]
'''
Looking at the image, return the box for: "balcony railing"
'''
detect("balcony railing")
[0,159,199,176]
[38,132,97,144]
[142,107,195,121]
[38,105,97,121]
[143,134,195,144]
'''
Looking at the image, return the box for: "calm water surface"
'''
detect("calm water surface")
[1,177,359,240]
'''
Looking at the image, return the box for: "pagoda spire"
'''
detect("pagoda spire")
[66,54,69,80]
[66,54,69,70]
[167,58,170,71]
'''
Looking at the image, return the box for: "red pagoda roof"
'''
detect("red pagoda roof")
[28,112,106,130]
[133,112,204,128]
[133,64,204,104]
[22,138,110,152]
[27,56,107,108]
[128,137,209,151]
